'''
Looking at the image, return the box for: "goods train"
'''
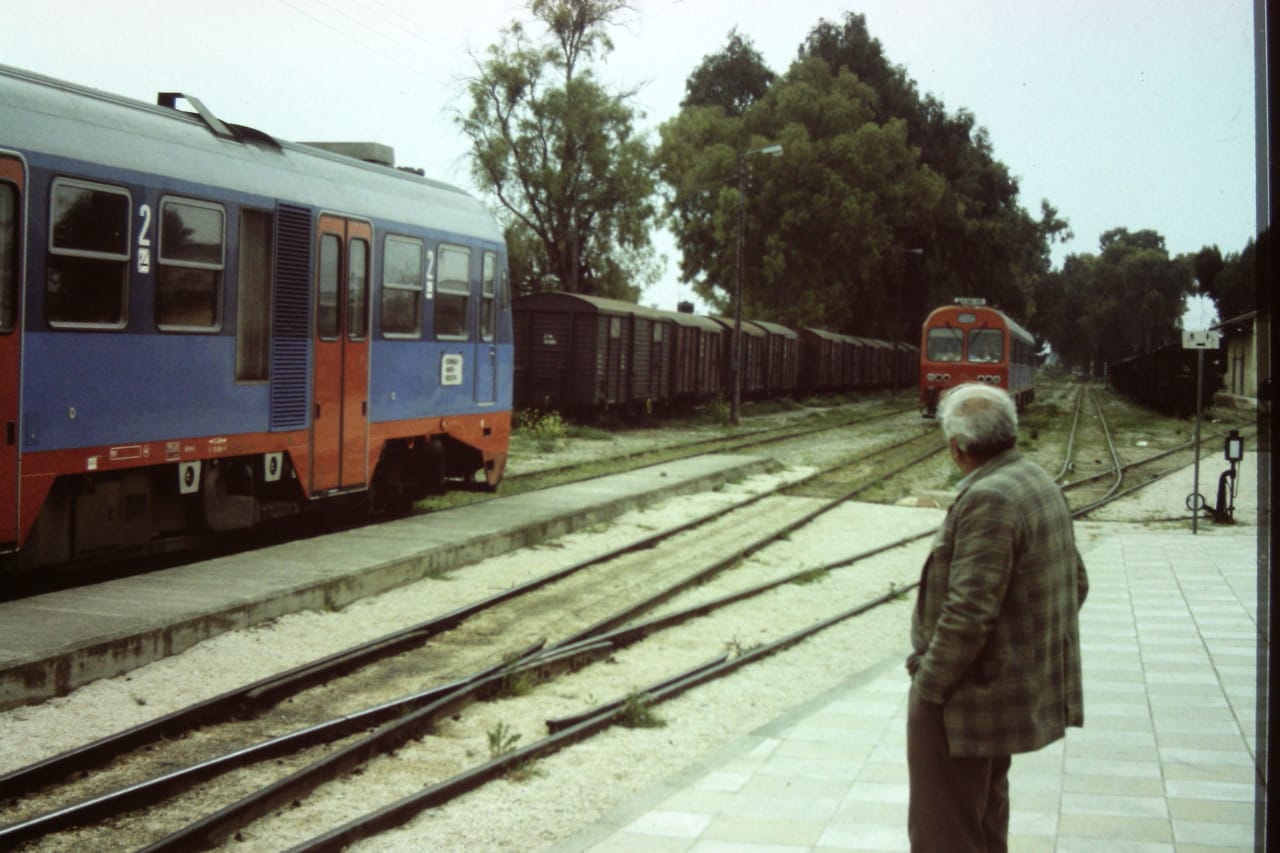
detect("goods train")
[1,65,512,571]
[1108,343,1223,416]
[918,299,1036,416]
[512,293,919,411]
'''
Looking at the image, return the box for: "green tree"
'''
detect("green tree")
[460,0,658,299]
[1202,228,1268,322]
[801,13,1065,334]
[1033,255,1098,374]
[1192,245,1225,299]
[682,29,776,118]
[1039,227,1192,375]
[659,14,1058,343]
[1098,228,1191,356]
[658,51,945,337]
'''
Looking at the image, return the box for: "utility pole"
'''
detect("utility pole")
[731,143,783,425]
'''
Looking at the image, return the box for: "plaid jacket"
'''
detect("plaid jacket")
[909,449,1087,757]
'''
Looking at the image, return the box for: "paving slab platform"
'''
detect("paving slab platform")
[547,456,1271,853]
[0,453,772,710]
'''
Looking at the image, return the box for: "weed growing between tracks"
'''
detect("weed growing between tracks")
[788,568,828,586]
[487,722,520,758]
[486,722,544,781]
[500,668,539,698]
[618,694,666,730]
[513,409,571,452]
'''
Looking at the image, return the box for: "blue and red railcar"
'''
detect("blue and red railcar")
[1,65,512,570]
[919,299,1036,416]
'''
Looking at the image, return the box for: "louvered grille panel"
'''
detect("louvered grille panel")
[270,204,312,431]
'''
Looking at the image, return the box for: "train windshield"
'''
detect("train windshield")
[927,327,963,362]
[967,329,1003,363]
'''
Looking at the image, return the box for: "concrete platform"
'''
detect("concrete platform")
[0,453,772,710]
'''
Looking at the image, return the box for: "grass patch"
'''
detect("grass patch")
[618,693,667,729]
[789,567,828,585]
[500,668,539,698]
[513,408,570,453]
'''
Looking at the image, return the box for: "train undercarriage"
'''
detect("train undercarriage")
[2,435,497,575]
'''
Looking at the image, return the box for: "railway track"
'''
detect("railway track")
[3,399,915,603]
[0,426,945,852]
[485,399,920,494]
[1056,385,1253,517]
[0,383,1253,850]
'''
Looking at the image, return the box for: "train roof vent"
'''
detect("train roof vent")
[954,297,987,306]
[157,92,237,140]
[302,141,395,167]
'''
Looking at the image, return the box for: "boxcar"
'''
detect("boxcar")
[663,309,724,402]
[1109,343,1224,417]
[839,333,870,389]
[752,321,801,397]
[895,342,920,388]
[919,299,1036,416]
[799,327,843,392]
[2,65,512,570]
[712,317,769,398]
[848,336,885,388]
[513,292,670,411]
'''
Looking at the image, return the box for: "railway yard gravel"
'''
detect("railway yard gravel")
[0,399,1264,852]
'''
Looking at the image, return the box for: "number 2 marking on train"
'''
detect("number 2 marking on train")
[137,203,153,273]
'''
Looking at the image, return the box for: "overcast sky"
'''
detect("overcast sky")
[2,0,1261,324]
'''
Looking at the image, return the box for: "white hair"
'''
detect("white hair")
[938,384,1018,455]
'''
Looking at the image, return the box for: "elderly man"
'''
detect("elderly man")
[907,383,1088,852]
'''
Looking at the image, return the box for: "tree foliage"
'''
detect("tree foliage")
[659,54,944,335]
[1034,227,1193,375]
[1196,227,1269,323]
[658,14,1063,342]
[460,0,658,299]
[681,29,776,118]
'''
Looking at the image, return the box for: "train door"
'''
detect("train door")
[311,215,372,494]
[475,251,498,406]
[0,154,22,547]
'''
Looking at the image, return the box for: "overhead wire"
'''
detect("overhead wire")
[350,0,486,60]
[270,0,459,88]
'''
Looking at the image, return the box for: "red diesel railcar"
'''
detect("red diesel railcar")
[919,299,1036,416]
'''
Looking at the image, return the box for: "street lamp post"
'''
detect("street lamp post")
[732,143,783,425]
[892,246,924,343]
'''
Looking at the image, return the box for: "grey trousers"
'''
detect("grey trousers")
[906,686,1011,853]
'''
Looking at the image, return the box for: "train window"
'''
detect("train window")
[926,327,962,362]
[47,177,130,328]
[481,252,496,342]
[1,183,15,333]
[348,238,369,340]
[157,197,224,331]
[317,234,341,339]
[967,329,1003,363]
[381,235,423,337]
[435,244,470,340]
[236,209,273,382]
